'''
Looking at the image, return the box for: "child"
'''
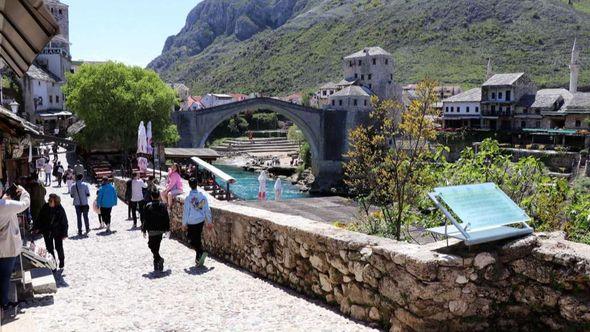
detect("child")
[142,190,170,272]
[182,177,212,267]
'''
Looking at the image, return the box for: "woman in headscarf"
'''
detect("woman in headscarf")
[257,170,268,201]
[274,177,283,201]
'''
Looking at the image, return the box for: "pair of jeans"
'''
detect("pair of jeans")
[45,173,51,186]
[43,233,64,267]
[148,234,163,262]
[75,205,90,233]
[130,201,140,226]
[100,207,112,225]
[187,223,205,259]
[0,257,17,306]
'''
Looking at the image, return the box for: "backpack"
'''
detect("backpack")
[144,201,170,232]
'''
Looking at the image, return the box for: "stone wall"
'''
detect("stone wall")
[114,178,590,331]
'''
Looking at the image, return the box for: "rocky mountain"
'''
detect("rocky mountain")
[149,0,590,96]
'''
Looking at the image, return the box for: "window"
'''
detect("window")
[38,81,41,86]
[576,120,581,127]
[361,74,364,80]
[349,61,353,67]
[353,99,358,106]
[52,83,55,87]
[56,96,59,103]
[456,106,461,112]
[354,73,358,79]
[498,92,503,100]
[339,100,342,106]
[364,100,367,106]
[475,106,479,113]
[445,107,449,113]
[372,58,376,65]
[505,106,511,113]
[505,90,511,101]
[59,9,62,14]
[368,84,372,90]
[535,109,541,115]
[466,107,470,113]
[450,107,454,112]
[390,74,393,80]
[491,92,496,99]
[332,100,335,106]
[523,108,528,114]
[385,59,389,65]
[358,60,362,66]
[49,95,53,103]
[491,105,496,112]
[322,90,327,96]
[368,74,372,80]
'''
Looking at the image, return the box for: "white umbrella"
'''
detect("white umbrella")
[137,121,147,154]
[146,121,153,154]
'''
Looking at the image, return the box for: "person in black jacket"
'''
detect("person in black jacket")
[33,193,68,269]
[125,178,132,221]
[141,190,170,272]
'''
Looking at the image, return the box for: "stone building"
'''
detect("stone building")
[21,0,73,135]
[441,88,482,128]
[328,85,373,112]
[514,89,571,129]
[342,47,398,101]
[480,73,537,130]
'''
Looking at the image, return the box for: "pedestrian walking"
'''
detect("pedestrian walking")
[274,177,283,201]
[44,160,53,186]
[140,176,157,227]
[74,163,84,177]
[32,194,68,269]
[0,185,30,312]
[130,172,146,228]
[142,190,170,272]
[161,163,183,208]
[55,162,64,188]
[71,174,91,236]
[125,178,133,220]
[97,176,118,233]
[182,177,212,267]
[52,143,58,161]
[65,168,75,194]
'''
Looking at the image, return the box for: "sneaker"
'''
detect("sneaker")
[198,252,208,267]
[106,225,111,233]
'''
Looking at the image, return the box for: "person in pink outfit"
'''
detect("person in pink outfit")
[161,163,183,208]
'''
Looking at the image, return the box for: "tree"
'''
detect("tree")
[63,62,178,150]
[344,80,440,240]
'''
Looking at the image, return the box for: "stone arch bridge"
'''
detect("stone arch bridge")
[171,97,368,192]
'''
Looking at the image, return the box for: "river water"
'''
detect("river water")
[213,164,309,201]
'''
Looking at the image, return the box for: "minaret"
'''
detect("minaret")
[486,58,493,80]
[570,38,580,93]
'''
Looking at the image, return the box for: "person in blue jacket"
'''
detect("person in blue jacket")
[182,177,212,267]
[97,176,118,233]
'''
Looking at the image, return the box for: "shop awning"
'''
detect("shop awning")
[0,106,39,136]
[37,110,73,117]
[0,0,60,77]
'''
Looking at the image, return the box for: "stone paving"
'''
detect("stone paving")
[17,153,377,332]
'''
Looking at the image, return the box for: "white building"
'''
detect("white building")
[22,0,73,134]
[201,94,235,108]
[328,86,374,111]
[442,88,482,129]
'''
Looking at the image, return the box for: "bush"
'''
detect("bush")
[300,142,311,168]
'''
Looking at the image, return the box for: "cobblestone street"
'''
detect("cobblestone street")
[15,154,376,332]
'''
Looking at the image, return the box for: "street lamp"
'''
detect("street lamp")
[9,100,19,114]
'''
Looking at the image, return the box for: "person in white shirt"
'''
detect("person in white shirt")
[130,172,147,228]
[274,177,283,201]
[0,185,30,310]
[44,160,53,187]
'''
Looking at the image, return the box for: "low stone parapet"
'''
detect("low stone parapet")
[114,177,590,331]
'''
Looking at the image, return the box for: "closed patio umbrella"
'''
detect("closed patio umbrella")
[137,121,147,154]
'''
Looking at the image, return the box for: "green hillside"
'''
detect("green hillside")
[149,0,590,95]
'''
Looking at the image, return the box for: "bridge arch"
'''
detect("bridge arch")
[195,99,322,162]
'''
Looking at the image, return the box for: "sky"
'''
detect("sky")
[65,0,201,67]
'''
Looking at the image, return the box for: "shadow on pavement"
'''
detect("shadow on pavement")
[142,270,172,279]
[54,269,69,288]
[126,227,141,232]
[184,266,215,275]
[68,234,89,241]
[20,295,55,309]
[96,230,117,236]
